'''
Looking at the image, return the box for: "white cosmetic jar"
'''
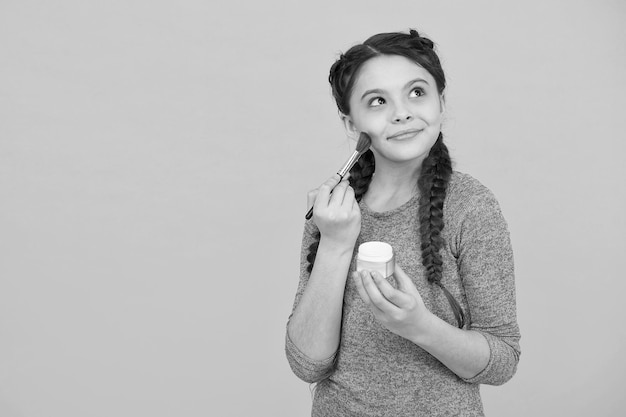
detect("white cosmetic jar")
[356,241,395,278]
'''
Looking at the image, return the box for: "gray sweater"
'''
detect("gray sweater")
[286,172,521,416]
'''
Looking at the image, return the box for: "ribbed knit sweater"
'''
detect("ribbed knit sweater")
[285,171,521,416]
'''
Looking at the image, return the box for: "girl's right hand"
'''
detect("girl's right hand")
[307,174,361,248]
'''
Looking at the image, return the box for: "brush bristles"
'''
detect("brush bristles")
[356,132,371,154]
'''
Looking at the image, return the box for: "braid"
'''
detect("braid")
[417,133,452,284]
[349,149,375,201]
[305,232,320,274]
[306,150,375,273]
[417,134,465,328]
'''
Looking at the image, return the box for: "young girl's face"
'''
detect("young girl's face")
[344,54,445,167]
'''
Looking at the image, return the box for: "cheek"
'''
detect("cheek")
[353,112,389,135]
[412,96,444,122]
[430,111,444,127]
[433,99,446,121]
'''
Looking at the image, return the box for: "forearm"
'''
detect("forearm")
[411,312,490,380]
[287,237,354,361]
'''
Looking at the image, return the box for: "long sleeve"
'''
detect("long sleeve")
[284,220,338,383]
[455,187,521,386]
[285,172,520,414]
[285,329,337,383]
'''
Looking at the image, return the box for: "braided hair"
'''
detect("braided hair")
[307,29,465,328]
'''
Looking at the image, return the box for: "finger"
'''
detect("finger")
[369,271,414,309]
[328,179,351,206]
[344,182,356,204]
[307,188,320,209]
[352,270,370,302]
[315,174,342,208]
[351,187,361,212]
[393,264,415,294]
[352,271,386,315]
[342,183,358,213]
[360,271,401,315]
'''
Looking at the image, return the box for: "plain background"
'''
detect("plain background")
[1,1,625,416]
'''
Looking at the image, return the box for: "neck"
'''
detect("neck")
[363,157,424,212]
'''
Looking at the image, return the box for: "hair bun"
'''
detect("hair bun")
[419,37,434,49]
[409,29,434,50]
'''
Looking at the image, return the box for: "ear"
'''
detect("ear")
[341,113,359,141]
[439,92,446,115]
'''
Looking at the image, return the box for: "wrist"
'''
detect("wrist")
[318,235,356,257]
[407,309,440,348]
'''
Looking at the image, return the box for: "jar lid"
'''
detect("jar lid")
[358,241,393,262]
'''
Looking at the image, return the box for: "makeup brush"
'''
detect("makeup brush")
[305,132,372,220]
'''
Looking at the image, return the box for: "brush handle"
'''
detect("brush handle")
[337,150,360,178]
[304,205,315,220]
[304,147,366,220]
[305,173,345,220]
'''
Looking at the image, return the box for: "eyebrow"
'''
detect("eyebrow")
[360,78,429,100]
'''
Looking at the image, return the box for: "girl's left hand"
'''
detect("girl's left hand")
[353,264,433,341]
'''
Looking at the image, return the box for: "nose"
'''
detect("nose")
[392,104,413,123]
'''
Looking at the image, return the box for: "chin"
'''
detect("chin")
[379,152,429,165]
[386,143,435,161]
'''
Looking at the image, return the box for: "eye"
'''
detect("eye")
[410,87,425,98]
[369,97,386,107]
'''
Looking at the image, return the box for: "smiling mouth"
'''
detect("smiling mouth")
[387,129,423,140]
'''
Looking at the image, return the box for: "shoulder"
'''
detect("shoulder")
[447,171,499,206]
[445,171,505,225]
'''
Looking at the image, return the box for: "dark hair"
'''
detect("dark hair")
[307,29,465,328]
[329,29,445,115]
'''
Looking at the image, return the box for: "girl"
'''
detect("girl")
[285,29,520,416]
